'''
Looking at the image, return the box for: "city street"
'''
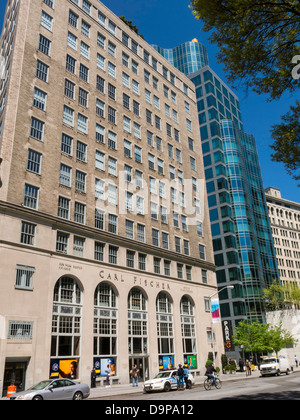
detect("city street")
[91,372,300,401]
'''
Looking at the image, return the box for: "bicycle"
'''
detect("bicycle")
[204,375,222,391]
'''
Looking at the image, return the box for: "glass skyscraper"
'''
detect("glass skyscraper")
[153,40,209,76]
[156,40,280,356]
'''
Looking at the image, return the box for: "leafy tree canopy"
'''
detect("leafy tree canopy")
[120,16,145,39]
[233,319,297,357]
[190,0,300,183]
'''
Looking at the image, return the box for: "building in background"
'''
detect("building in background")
[155,40,280,358]
[0,0,223,396]
[265,187,300,286]
[153,39,209,76]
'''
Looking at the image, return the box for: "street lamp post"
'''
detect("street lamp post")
[209,285,234,367]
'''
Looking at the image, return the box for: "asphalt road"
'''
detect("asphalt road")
[92,372,300,401]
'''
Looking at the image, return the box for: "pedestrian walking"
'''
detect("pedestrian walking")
[239,358,244,373]
[91,368,97,389]
[177,364,185,390]
[105,364,111,388]
[131,364,139,387]
[294,355,299,368]
[246,360,252,376]
[183,365,190,389]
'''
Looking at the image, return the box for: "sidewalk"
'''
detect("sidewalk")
[88,369,262,399]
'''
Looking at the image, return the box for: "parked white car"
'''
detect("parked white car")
[260,357,292,377]
[143,370,195,393]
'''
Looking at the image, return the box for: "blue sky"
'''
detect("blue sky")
[0,0,299,201]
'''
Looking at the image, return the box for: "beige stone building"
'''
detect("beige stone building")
[265,187,300,285]
[0,0,223,396]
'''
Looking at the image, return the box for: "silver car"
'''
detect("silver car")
[9,379,90,400]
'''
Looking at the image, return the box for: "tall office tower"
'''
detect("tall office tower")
[153,40,209,76]
[156,40,280,356]
[0,0,223,395]
[265,187,300,286]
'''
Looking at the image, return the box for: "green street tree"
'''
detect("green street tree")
[234,320,297,359]
[266,322,297,357]
[233,320,272,355]
[189,0,300,183]
[263,280,300,310]
[263,280,285,311]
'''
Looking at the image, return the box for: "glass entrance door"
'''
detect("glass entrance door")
[129,357,149,383]
[3,361,27,397]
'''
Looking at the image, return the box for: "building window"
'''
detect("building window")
[65,79,75,99]
[97,75,105,93]
[94,242,105,262]
[162,232,169,250]
[43,0,54,8]
[138,253,146,271]
[20,222,36,246]
[180,296,197,355]
[108,214,118,234]
[30,117,44,141]
[75,170,86,193]
[8,321,33,340]
[79,63,89,82]
[199,244,206,260]
[80,41,90,59]
[78,113,88,134]
[127,250,135,268]
[156,292,174,358]
[58,196,70,219]
[94,283,117,365]
[23,184,39,210]
[59,164,71,187]
[177,263,183,279]
[78,88,88,107]
[137,224,145,243]
[109,246,118,264]
[128,288,148,356]
[56,232,69,254]
[82,0,91,14]
[96,124,105,143]
[108,106,116,124]
[63,105,74,126]
[51,277,82,363]
[74,202,86,224]
[67,31,77,50]
[27,149,42,174]
[15,265,35,290]
[95,209,105,230]
[33,87,47,110]
[95,150,105,172]
[164,260,171,276]
[76,141,87,162]
[69,10,78,28]
[73,236,85,257]
[38,34,51,55]
[154,258,161,274]
[36,60,49,82]
[41,11,53,31]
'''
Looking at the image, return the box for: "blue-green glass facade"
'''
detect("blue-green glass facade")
[153,41,209,76]
[156,41,280,353]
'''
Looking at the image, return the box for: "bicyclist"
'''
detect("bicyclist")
[205,363,217,387]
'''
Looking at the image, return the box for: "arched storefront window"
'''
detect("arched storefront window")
[180,296,198,370]
[156,292,175,370]
[50,276,82,380]
[128,288,149,382]
[93,283,118,377]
